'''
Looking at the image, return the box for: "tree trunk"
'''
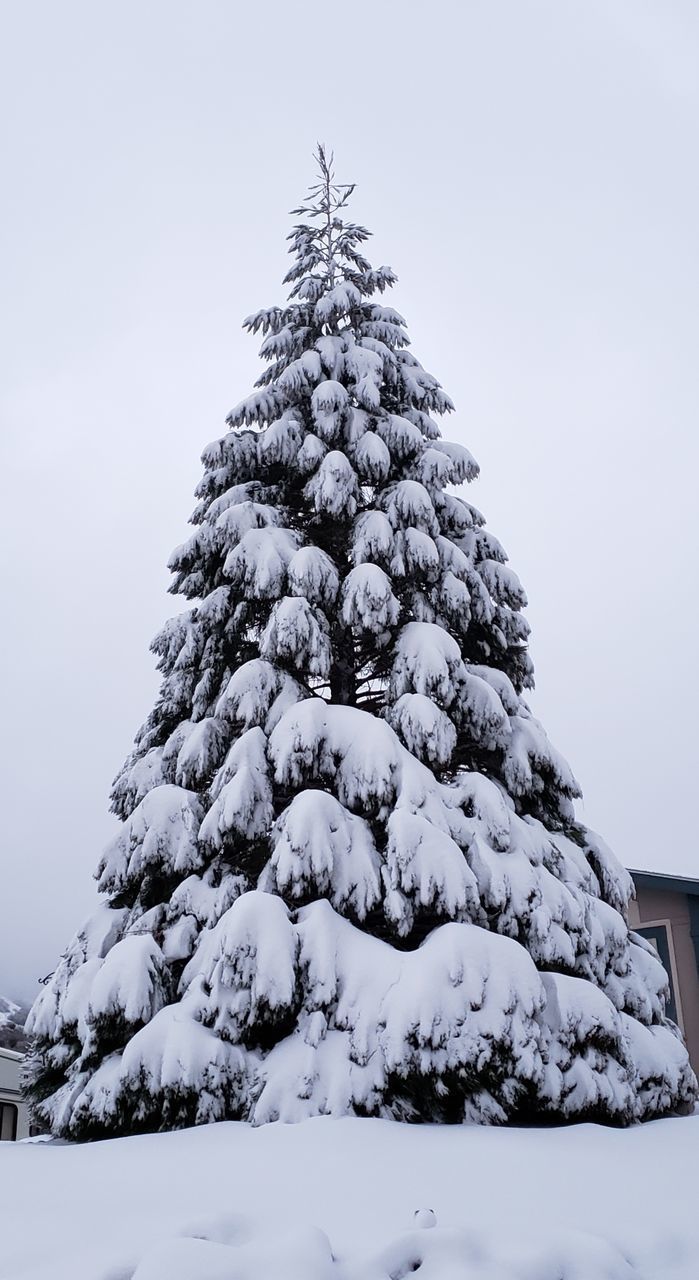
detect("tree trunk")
[329,623,356,705]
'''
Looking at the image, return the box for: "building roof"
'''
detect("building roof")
[0,1047,24,1062]
[629,868,699,897]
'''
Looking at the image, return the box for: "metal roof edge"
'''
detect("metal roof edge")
[629,868,699,897]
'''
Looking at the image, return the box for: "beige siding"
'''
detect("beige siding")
[630,887,699,1074]
[0,1048,30,1141]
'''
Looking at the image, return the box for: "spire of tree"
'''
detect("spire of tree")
[288,143,360,291]
[26,152,696,1137]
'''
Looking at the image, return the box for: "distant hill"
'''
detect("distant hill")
[0,994,30,1052]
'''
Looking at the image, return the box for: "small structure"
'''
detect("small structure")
[629,869,699,1075]
[0,1047,31,1141]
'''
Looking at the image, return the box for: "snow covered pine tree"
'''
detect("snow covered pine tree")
[27,149,696,1138]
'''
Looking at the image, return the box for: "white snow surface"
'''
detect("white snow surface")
[3,1114,699,1279]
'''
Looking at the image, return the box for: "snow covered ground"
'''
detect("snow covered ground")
[2,1115,698,1279]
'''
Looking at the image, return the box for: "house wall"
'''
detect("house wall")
[628,887,699,1074]
[0,1049,31,1141]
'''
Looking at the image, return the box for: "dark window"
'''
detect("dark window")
[0,1102,18,1142]
[636,924,679,1023]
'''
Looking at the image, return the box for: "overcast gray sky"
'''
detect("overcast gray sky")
[1,0,698,1002]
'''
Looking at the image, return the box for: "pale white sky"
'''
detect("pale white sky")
[1,0,698,1001]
